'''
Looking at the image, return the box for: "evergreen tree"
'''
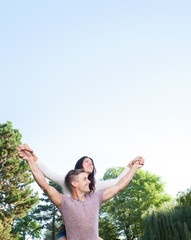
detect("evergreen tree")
[11,209,42,239]
[33,181,63,240]
[43,221,62,240]
[142,204,191,240]
[0,121,39,239]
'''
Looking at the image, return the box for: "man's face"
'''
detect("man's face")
[76,172,91,193]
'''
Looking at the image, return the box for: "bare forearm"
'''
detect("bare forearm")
[103,165,139,202]
[17,147,62,208]
[27,159,49,191]
[116,165,137,191]
[27,159,62,208]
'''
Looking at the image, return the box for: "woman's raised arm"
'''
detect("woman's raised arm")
[17,145,67,191]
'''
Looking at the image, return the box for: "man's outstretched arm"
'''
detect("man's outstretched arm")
[17,148,62,209]
[102,156,144,202]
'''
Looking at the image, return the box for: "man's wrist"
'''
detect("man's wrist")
[131,164,139,170]
[27,157,35,163]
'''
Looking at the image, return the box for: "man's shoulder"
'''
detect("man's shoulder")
[85,191,103,208]
[87,191,104,200]
[60,194,72,202]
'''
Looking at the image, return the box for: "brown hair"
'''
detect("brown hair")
[74,156,96,193]
[65,169,85,192]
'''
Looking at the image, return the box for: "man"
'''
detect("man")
[17,148,144,240]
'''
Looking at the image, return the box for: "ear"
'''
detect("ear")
[71,180,78,188]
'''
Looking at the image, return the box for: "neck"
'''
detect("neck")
[71,189,86,202]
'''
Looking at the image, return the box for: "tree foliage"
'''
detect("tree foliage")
[99,167,172,240]
[11,213,42,240]
[142,203,191,240]
[99,215,120,240]
[33,181,63,239]
[11,181,63,240]
[176,188,191,207]
[0,121,39,239]
[43,221,62,240]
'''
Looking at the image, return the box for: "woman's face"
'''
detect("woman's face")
[82,158,94,174]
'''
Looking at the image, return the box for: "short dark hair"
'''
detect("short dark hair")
[65,169,85,192]
[74,156,96,193]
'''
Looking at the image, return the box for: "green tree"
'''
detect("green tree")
[176,188,191,207]
[99,167,172,240]
[142,203,191,240]
[99,216,120,240]
[0,121,39,239]
[11,208,43,240]
[11,215,42,240]
[33,181,63,240]
[43,221,62,240]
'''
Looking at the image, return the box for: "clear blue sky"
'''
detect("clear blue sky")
[1,0,191,198]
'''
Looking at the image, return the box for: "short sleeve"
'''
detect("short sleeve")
[59,194,66,214]
[95,191,104,207]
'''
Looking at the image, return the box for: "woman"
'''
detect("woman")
[18,145,142,240]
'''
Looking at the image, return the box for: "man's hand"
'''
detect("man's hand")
[133,157,144,169]
[17,145,62,209]
[17,145,34,162]
[17,145,38,162]
[127,156,144,168]
[103,156,145,202]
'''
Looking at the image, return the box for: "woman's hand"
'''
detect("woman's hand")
[134,156,144,169]
[127,156,144,168]
[17,144,38,162]
[17,146,34,162]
